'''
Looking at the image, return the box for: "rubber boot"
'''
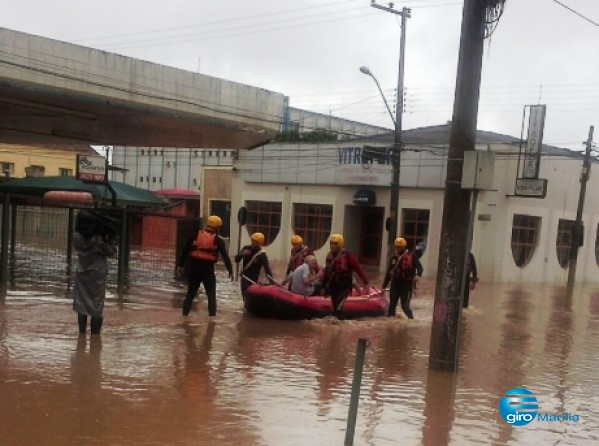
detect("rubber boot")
[90,317,103,334]
[78,313,87,334]
[182,297,193,316]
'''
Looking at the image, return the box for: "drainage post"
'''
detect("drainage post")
[345,337,369,446]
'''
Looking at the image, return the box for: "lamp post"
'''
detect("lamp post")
[359,66,395,126]
[365,3,411,247]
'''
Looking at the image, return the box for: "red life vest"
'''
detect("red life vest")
[190,230,218,261]
[326,250,350,283]
[289,246,314,271]
[392,251,415,280]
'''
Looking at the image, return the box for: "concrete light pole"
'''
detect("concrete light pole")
[359,66,395,126]
[369,2,411,247]
[567,125,595,287]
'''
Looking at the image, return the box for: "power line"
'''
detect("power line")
[551,0,599,27]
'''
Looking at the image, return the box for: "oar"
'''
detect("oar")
[241,274,257,285]
[267,275,284,288]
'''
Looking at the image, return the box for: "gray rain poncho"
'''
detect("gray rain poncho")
[72,233,117,318]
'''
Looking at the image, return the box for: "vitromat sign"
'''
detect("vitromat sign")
[77,154,106,183]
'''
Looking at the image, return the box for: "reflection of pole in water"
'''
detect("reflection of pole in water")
[421,369,457,446]
[544,287,573,416]
[493,286,533,444]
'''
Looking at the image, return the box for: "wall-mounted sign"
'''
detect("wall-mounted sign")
[515,178,548,198]
[77,154,106,183]
[353,189,376,205]
[522,105,546,179]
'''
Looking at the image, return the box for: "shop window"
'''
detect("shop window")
[0,162,14,176]
[25,165,45,177]
[511,214,541,267]
[401,208,430,251]
[246,200,282,246]
[293,204,333,251]
[556,219,575,269]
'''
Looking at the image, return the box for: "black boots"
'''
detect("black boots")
[78,314,103,334]
[90,317,103,334]
[78,313,87,334]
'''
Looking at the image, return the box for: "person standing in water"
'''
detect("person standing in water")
[73,210,117,335]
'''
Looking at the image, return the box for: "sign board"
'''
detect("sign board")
[515,178,547,198]
[353,189,376,205]
[77,154,106,183]
[522,105,546,179]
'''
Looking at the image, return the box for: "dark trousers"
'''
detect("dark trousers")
[387,281,414,319]
[78,313,103,334]
[183,268,217,316]
[329,283,353,318]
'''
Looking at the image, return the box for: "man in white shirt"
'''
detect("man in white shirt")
[289,255,321,296]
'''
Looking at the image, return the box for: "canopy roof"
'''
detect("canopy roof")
[154,188,200,198]
[0,176,166,207]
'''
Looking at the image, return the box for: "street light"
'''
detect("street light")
[361,5,410,248]
[359,66,395,126]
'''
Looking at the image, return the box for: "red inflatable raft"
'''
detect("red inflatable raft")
[244,284,388,320]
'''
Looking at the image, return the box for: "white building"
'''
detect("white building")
[230,124,599,284]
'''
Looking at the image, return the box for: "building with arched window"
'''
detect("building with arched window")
[231,124,599,284]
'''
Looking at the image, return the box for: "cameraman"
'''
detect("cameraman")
[72,210,117,335]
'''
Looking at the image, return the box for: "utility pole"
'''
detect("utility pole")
[428,0,488,372]
[567,126,594,288]
[370,1,410,246]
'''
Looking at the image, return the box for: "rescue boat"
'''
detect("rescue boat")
[244,283,388,320]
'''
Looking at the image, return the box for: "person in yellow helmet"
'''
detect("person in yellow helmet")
[177,215,233,317]
[234,231,274,301]
[382,237,423,319]
[285,235,316,275]
[321,233,369,318]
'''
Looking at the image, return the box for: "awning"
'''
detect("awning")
[0,176,166,207]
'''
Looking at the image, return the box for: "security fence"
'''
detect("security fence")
[0,203,198,292]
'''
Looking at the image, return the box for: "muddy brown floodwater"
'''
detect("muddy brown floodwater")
[1,269,598,445]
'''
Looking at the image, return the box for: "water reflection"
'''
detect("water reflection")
[70,336,105,441]
[1,281,599,445]
[422,370,457,446]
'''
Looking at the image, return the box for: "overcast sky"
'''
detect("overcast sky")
[1,0,597,150]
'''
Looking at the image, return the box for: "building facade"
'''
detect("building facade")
[0,143,96,178]
[230,124,599,284]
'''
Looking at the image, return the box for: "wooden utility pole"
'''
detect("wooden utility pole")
[567,126,594,288]
[428,0,488,372]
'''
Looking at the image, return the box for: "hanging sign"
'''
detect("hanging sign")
[76,154,106,183]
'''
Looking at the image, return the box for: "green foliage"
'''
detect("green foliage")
[274,129,338,143]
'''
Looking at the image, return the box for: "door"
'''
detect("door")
[210,200,231,238]
[359,207,384,265]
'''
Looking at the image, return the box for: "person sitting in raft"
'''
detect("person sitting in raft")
[286,255,322,296]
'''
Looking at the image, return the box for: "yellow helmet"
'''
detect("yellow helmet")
[290,235,303,246]
[206,215,223,229]
[394,237,408,249]
[251,232,265,246]
[329,233,344,247]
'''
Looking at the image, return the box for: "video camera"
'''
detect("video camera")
[75,209,121,239]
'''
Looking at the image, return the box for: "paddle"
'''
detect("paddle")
[267,275,284,288]
[240,274,257,285]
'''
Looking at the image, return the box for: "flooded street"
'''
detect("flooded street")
[1,271,598,445]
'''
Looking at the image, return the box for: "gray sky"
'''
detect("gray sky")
[1,0,597,150]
